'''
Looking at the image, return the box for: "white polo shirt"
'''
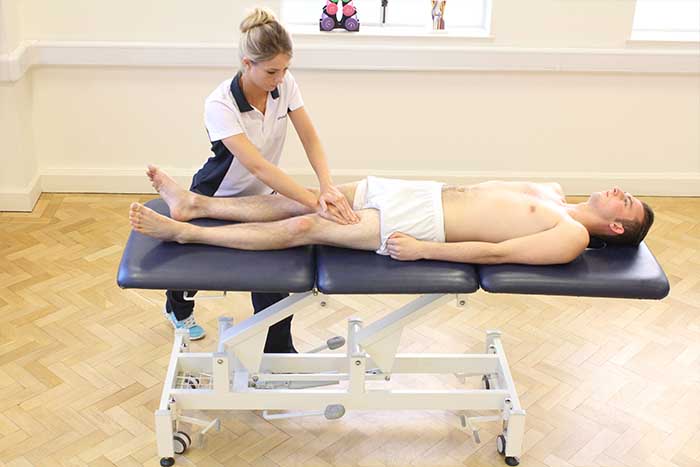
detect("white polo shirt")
[199,71,304,197]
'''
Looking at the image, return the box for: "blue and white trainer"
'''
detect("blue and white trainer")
[164,308,206,340]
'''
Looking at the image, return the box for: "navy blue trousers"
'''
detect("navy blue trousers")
[164,176,296,353]
[165,290,295,353]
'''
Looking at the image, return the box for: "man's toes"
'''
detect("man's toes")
[130,204,145,221]
[147,166,159,181]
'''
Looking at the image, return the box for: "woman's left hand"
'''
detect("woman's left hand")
[386,232,425,261]
[318,185,360,224]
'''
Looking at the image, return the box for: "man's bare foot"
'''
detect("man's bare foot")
[129,202,192,243]
[146,165,199,221]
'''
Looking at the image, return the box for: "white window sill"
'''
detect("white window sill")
[2,39,698,82]
[287,26,699,73]
[289,24,493,45]
[629,30,700,43]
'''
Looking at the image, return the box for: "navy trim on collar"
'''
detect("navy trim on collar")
[230,72,253,112]
[230,72,280,112]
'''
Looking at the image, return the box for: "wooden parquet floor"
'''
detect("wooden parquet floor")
[0,193,699,467]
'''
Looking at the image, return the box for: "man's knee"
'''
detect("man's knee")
[286,214,319,239]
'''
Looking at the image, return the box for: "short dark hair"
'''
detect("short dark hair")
[597,200,655,246]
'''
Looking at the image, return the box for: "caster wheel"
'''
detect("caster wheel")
[505,457,519,466]
[482,375,490,389]
[173,434,188,455]
[344,17,360,31]
[160,458,175,467]
[496,434,506,455]
[183,376,199,389]
[175,431,191,449]
[320,16,336,31]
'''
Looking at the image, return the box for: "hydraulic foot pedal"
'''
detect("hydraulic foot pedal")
[263,404,346,421]
[177,415,221,449]
[253,379,341,390]
[308,336,346,353]
[459,413,501,444]
[460,414,481,444]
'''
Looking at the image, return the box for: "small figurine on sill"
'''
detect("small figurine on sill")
[320,0,360,32]
[431,0,446,31]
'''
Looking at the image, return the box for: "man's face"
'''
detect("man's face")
[588,186,644,225]
[246,54,290,92]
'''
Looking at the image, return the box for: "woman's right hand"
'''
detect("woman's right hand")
[316,185,360,225]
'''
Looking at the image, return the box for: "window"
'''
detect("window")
[280,0,491,35]
[631,0,700,41]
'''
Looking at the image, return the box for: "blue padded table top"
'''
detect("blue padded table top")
[117,200,669,300]
[316,246,479,294]
[478,241,669,299]
[116,199,316,293]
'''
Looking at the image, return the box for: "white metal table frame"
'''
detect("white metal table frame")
[154,291,525,465]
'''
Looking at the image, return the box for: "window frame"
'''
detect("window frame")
[630,0,700,43]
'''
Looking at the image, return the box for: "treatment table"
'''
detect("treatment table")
[117,199,670,466]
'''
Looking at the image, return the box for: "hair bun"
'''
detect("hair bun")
[240,7,278,33]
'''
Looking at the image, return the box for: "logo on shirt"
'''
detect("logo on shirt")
[277,113,288,121]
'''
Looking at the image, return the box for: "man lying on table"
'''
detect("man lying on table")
[129,166,654,265]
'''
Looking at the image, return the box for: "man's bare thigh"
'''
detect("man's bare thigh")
[308,208,380,251]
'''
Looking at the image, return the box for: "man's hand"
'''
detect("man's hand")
[386,232,425,261]
[317,185,360,225]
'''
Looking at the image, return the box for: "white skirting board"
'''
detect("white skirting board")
[0,175,42,212]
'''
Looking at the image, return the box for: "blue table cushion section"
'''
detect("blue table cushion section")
[116,199,316,292]
[316,246,479,294]
[478,241,669,299]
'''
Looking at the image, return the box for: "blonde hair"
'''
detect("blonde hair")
[239,7,293,65]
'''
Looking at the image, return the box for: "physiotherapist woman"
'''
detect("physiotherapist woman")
[163,7,359,351]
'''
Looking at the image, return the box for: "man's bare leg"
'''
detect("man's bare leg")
[129,202,380,251]
[146,165,358,223]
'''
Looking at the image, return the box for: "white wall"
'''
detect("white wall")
[33,66,219,175]
[0,0,39,210]
[20,0,277,42]
[0,0,22,53]
[0,76,39,210]
[31,66,699,196]
[1,0,699,210]
[285,70,700,173]
[492,0,637,48]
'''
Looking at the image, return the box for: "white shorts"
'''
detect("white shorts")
[353,176,446,256]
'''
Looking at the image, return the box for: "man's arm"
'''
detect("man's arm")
[388,221,589,265]
[546,182,564,196]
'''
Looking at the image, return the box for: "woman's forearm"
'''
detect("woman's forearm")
[253,161,317,208]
